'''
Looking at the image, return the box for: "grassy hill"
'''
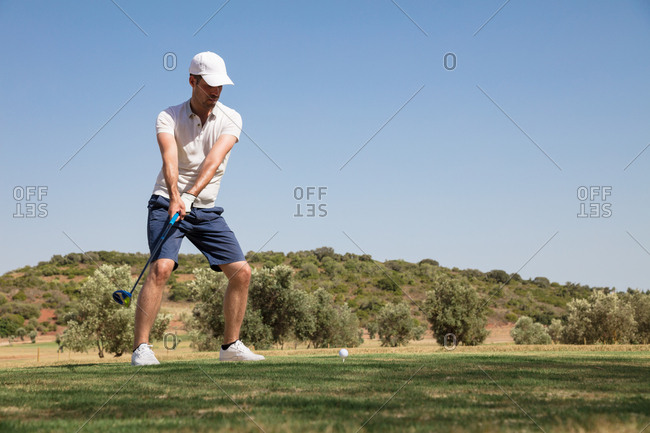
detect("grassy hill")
[0,247,602,339]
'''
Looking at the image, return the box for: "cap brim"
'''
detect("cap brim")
[202,74,234,87]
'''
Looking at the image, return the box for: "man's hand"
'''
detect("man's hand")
[180,192,196,213]
[169,194,186,220]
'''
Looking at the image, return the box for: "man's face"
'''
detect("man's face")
[191,76,222,110]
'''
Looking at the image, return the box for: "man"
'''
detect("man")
[131,51,264,365]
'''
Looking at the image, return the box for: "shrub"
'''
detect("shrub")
[239,309,273,350]
[416,264,436,280]
[625,290,650,344]
[321,257,344,278]
[1,302,40,319]
[587,291,636,344]
[343,259,363,274]
[188,265,319,350]
[376,303,426,347]
[424,278,488,346]
[169,282,192,301]
[486,270,509,284]
[533,277,550,288]
[367,321,379,339]
[4,313,25,327]
[314,247,337,262]
[38,265,60,277]
[561,291,636,344]
[249,266,314,347]
[548,319,563,343]
[384,260,405,272]
[307,288,362,349]
[0,317,19,337]
[298,263,319,279]
[62,265,169,358]
[12,290,27,301]
[462,269,485,281]
[376,276,400,292]
[12,274,44,289]
[188,268,234,349]
[511,316,551,344]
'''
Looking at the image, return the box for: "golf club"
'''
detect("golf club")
[112,212,180,307]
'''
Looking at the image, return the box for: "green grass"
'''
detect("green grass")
[1,350,649,433]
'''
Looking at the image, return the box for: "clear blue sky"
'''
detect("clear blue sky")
[1,0,650,291]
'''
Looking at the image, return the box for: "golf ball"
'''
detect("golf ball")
[339,348,348,358]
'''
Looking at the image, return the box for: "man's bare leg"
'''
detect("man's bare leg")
[133,258,175,351]
[219,261,252,344]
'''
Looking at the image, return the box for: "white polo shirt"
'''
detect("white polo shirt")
[152,99,242,208]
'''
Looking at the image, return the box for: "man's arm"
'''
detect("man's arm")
[157,132,186,219]
[186,134,238,197]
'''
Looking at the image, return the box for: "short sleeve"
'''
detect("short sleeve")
[220,109,242,140]
[156,109,175,135]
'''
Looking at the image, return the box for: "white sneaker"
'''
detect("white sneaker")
[219,340,265,362]
[131,343,160,366]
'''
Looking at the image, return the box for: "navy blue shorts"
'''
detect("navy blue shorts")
[146,194,246,272]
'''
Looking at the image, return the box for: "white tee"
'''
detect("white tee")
[152,99,242,208]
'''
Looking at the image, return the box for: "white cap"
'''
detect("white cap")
[189,52,234,87]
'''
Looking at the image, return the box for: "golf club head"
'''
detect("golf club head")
[112,290,132,307]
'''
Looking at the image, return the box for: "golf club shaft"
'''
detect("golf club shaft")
[129,212,179,295]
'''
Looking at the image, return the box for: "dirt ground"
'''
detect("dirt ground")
[486,323,515,343]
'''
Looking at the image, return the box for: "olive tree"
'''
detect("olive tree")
[376,302,426,347]
[561,291,636,344]
[307,288,362,349]
[510,316,551,345]
[188,265,315,350]
[63,265,170,358]
[547,319,563,344]
[424,278,488,346]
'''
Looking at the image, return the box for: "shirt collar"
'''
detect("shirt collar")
[186,99,218,119]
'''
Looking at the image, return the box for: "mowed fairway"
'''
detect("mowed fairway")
[0,347,649,433]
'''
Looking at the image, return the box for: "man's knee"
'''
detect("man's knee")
[227,261,251,285]
[149,259,174,285]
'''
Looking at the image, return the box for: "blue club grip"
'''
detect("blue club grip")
[161,213,180,241]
